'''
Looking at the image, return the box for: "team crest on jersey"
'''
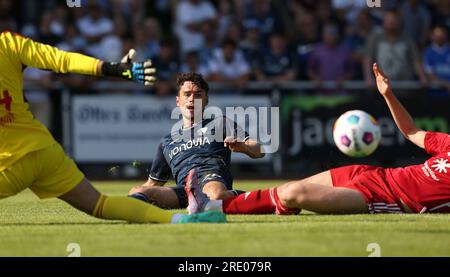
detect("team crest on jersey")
[197,126,216,136]
[431,158,450,174]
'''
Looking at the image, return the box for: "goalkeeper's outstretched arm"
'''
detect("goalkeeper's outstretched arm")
[97,49,156,86]
[2,31,156,86]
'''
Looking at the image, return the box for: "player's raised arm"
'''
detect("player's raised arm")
[3,31,156,86]
[373,63,426,149]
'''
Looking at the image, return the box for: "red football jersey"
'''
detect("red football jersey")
[386,132,450,213]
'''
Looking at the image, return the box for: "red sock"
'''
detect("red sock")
[222,189,276,214]
[222,188,300,215]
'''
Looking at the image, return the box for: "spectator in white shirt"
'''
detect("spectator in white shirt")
[175,0,218,54]
[208,39,251,91]
[77,2,114,57]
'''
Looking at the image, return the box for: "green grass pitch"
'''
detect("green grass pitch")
[1,181,449,257]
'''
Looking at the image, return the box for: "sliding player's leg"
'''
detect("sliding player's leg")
[59,178,176,223]
[59,178,225,223]
[187,168,370,215]
[128,170,242,210]
[203,181,236,200]
[192,170,243,200]
[219,171,335,215]
[185,169,244,214]
[128,185,181,209]
[239,165,397,214]
[0,151,38,200]
[275,169,367,214]
[277,181,368,214]
[28,143,179,223]
[26,143,225,224]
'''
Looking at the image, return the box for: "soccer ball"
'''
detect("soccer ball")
[333,110,381,158]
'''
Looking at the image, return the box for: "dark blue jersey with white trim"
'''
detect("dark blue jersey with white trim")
[149,116,248,187]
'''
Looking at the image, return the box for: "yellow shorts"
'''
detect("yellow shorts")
[0,143,84,199]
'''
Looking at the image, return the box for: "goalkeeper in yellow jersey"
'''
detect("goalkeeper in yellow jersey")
[0,31,225,224]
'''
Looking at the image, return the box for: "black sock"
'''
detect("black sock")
[128,193,150,203]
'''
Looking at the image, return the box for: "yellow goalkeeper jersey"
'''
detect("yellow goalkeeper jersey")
[0,31,100,172]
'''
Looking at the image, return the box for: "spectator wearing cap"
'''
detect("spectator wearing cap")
[423,26,450,97]
[255,32,297,82]
[307,24,354,91]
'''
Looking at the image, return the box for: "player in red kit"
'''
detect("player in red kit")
[186,63,450,215]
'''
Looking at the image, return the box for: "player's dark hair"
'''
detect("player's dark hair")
[176,72,209,95]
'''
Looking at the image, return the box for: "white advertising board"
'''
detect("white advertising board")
[72,95,274,163]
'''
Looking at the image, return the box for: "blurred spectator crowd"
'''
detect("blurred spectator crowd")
[0,0,449,99]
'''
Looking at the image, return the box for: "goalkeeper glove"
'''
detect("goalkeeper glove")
[101,49,157,86]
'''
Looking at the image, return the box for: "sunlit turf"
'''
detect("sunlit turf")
[0,181,449,257]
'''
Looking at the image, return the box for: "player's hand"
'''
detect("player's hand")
[102,49,157,86]
[224,136,246,153]
[373,63,391,96]
[121,49,156,86]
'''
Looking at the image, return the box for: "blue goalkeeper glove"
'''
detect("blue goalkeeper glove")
[101,49,157,86]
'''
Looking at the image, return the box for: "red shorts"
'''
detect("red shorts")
[330,165,405,213]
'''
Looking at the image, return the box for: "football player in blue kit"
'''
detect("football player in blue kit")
[128,73,264,212]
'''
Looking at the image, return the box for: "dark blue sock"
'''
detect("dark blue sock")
[128,193,150,203]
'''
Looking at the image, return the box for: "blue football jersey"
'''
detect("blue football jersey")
[149,116,249,187]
